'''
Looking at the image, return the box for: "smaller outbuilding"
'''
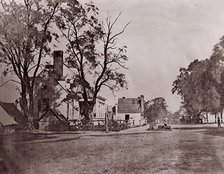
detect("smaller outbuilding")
[202,112,223,124]
[0,102,23,134]
[115,95,146,126]
[0,102,26,125]
[38,108,69,131]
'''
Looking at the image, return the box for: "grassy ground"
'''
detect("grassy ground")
[1,127,224,174]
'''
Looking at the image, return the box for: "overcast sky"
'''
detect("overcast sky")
[1,0,224,112]
[94,0,224,112]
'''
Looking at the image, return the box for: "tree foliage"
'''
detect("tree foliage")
[172,36,224,122]
[144,97,168,122]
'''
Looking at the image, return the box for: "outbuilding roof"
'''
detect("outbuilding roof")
[0,104,17,126]
[0,102,25,124]
[117,97,142,113]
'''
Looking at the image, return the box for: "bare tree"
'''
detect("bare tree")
[56,1,130,121]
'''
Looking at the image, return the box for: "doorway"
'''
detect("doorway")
[125,114,130,123]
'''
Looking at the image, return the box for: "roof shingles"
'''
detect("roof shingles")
[117,98,142,113]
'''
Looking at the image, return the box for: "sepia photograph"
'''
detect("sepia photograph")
[1,0,224,173]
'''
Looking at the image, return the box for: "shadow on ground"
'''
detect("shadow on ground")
[199,128,224,138]
[0,132,81,144]
[173,127,217,130]
[0,132,58,142]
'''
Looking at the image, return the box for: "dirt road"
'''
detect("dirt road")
[1,128,224,174]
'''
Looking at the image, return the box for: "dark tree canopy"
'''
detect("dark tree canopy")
[144,97,168,123]
[172,36,224,122]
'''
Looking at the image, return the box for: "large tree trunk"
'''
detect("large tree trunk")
[21,82,29,128]
[21,81,34,131]
[28,90,35,131]
[80,86,96,123]
[81,100,96,124]
[21,82,28,119]
[82,102,93,120]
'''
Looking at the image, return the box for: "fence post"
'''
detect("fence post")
[105,114,109,133]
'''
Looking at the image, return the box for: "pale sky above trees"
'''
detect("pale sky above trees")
[93,0,224,112]
[1,0,224,112]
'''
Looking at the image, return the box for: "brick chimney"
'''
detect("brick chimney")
[53,50,63,80]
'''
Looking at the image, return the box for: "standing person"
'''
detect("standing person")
[218,116,221,128]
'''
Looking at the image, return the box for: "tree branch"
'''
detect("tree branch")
[109,22,130,42]
[31,2,59,88]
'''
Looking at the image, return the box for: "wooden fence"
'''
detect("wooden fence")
[69,119,131,132]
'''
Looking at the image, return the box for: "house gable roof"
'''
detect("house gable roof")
[0,102,25,124]
[39,108,68,123]
[0,105,17,126]
[117,97,142,113]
